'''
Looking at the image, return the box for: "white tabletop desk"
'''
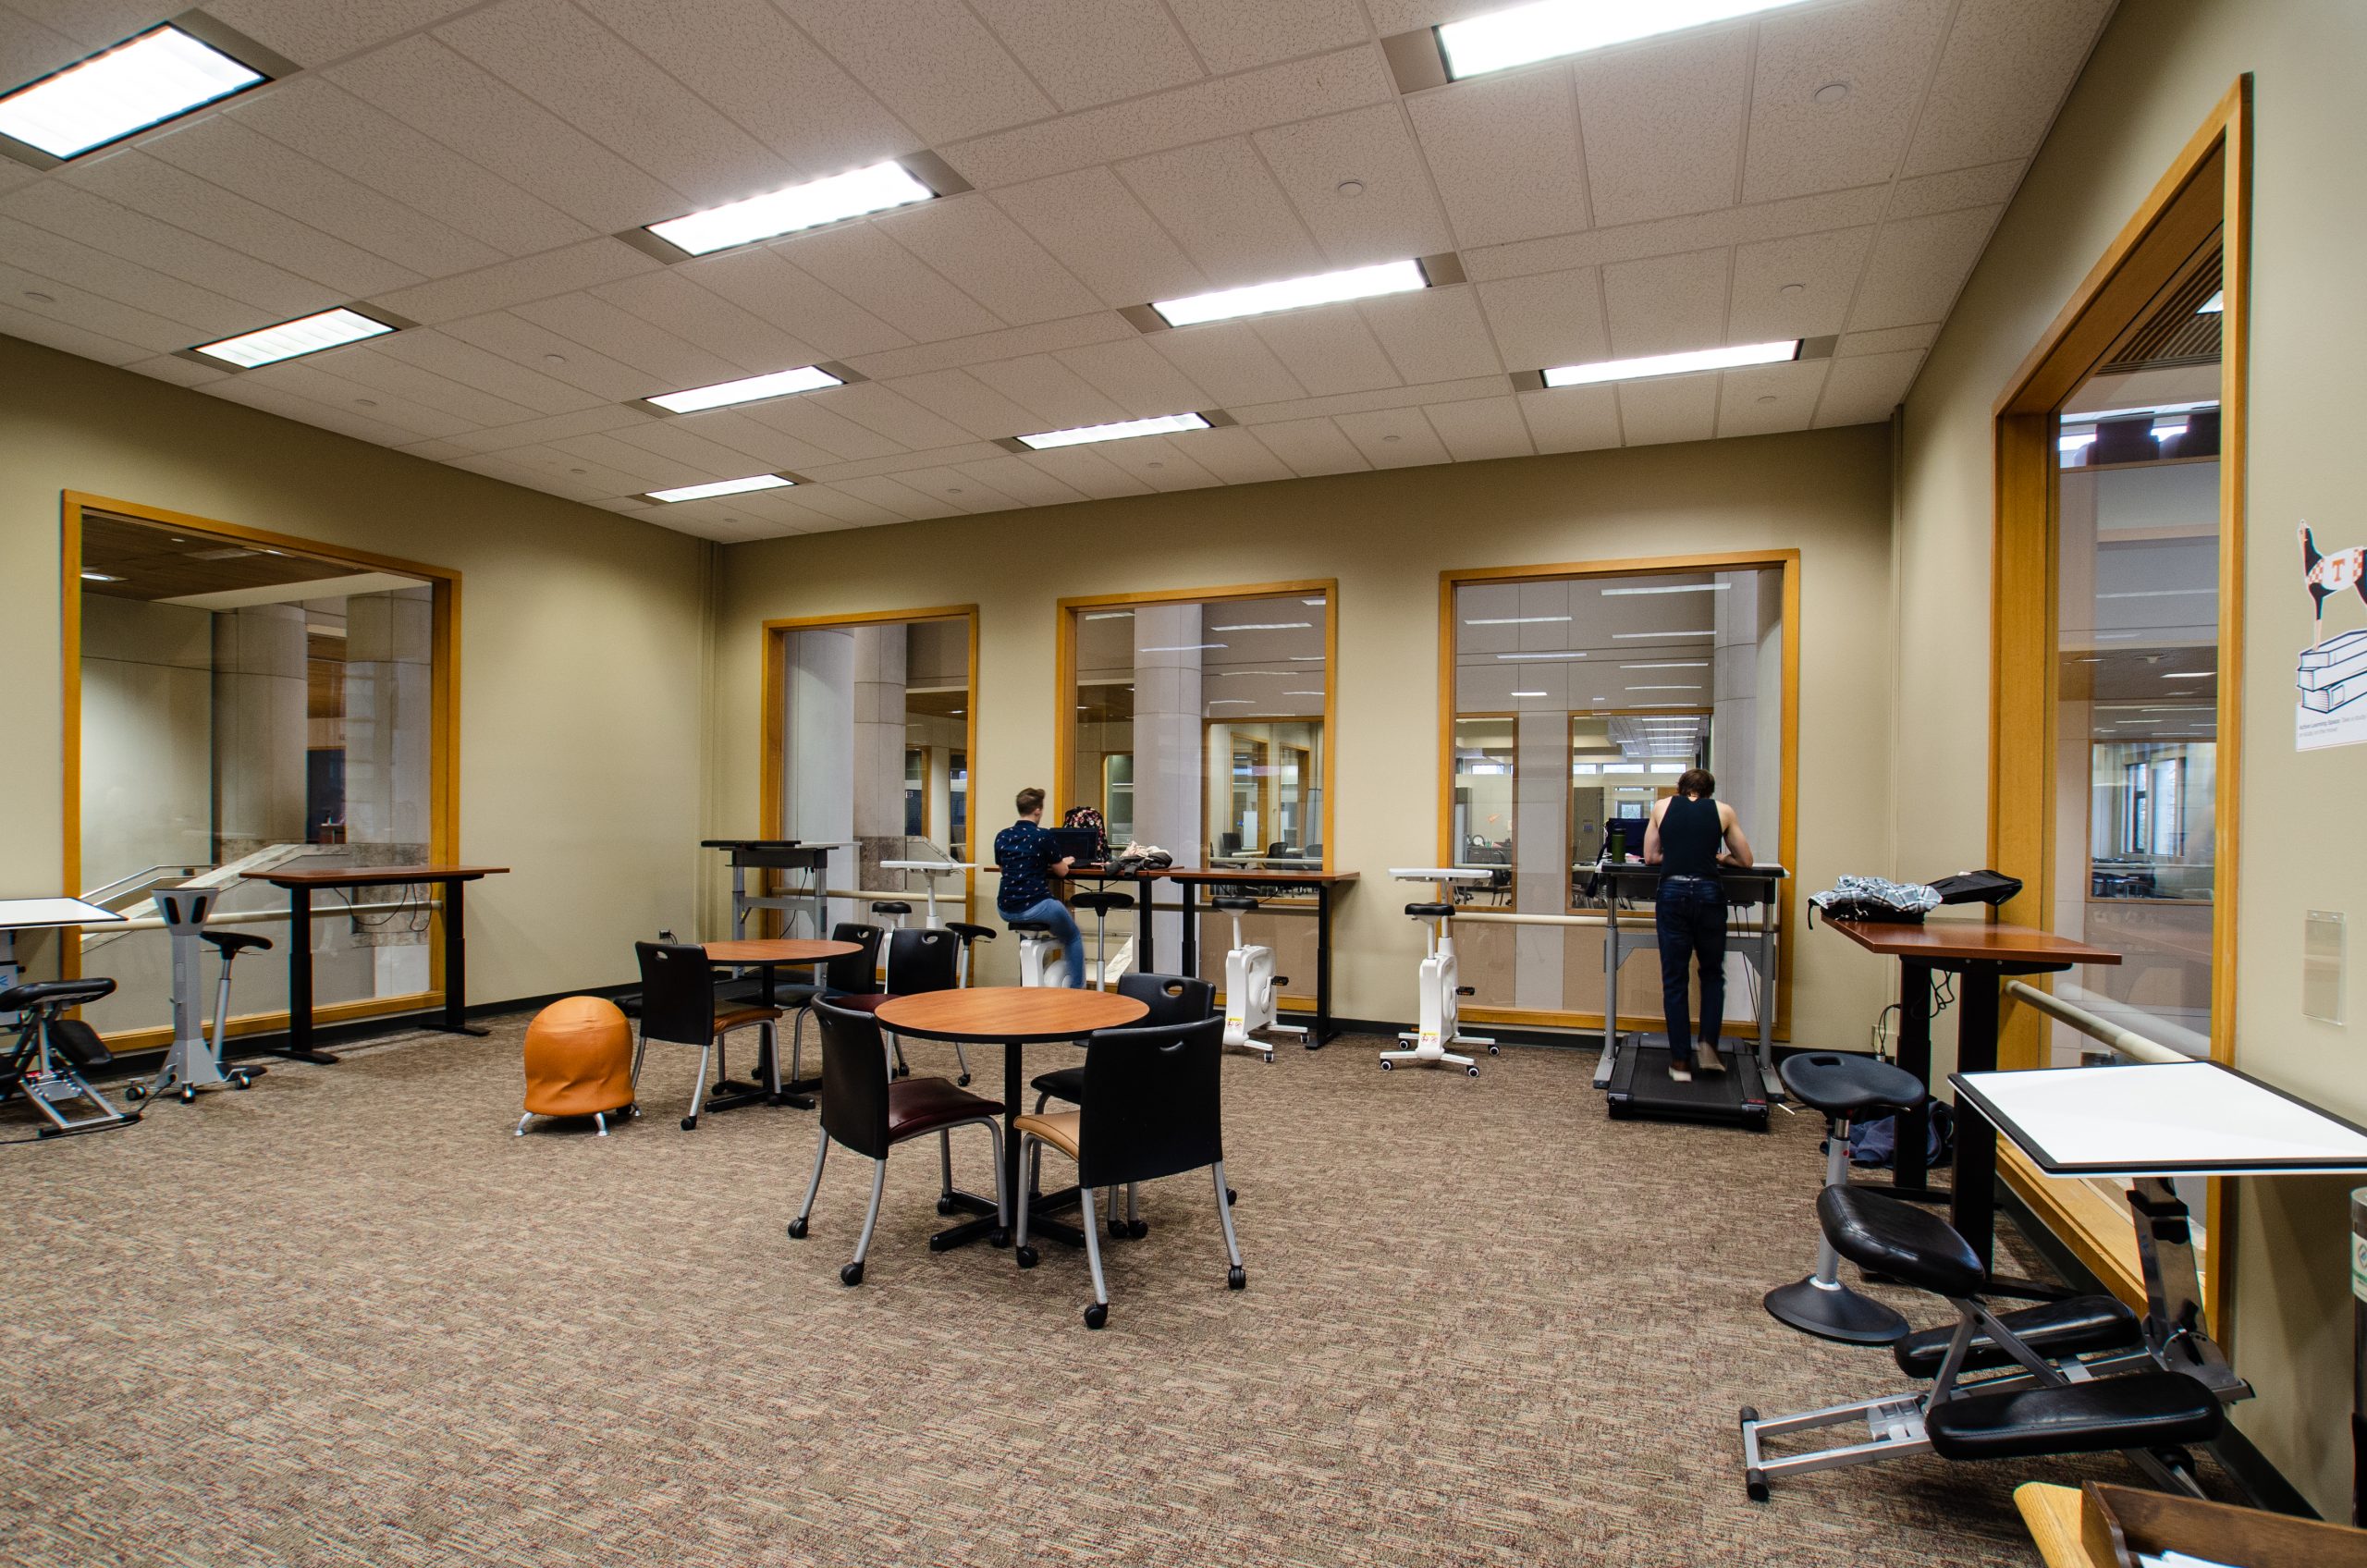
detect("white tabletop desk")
[1,897,124,1013]
[1953,1060,2367,1403]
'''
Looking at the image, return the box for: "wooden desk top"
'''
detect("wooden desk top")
[2015,1484,2101,1568]
[1823,917,2122,966]
[703,938,860,964]
[1159,867,1358,885]
[242,864,509,888]
[875,986,1146,1043]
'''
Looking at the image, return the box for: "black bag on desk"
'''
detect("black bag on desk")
[1930,869,2022,906]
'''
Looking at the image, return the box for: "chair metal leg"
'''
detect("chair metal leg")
[852,1158,887,1267]
[1034,1089,1049,1112]
[790,1126,829,1235]
[1015,1135,1035,1251]
[953,1041,972,1084]
[1079,1185,1110,1308]
[1212,1159,1245,1277]
[514,1111,531,1137]
[789,1010,806,1084]
[684,1042,712,1127]
[890,1033,910,1076]
[760,1021,779,1095]
[981,1121,1009,1232]
[939,1128,954,1199]
[631,1027,646,1087]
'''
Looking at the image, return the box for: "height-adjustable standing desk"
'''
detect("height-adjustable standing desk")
[701,839,842,940]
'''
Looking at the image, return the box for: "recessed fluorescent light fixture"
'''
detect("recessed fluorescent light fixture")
[1542,339,1799,388]
[1283,690,1324,696]
[2197,291,2224,314]
[2058,429,2098,454]
[2161,670,2213,680]
[1600,583,1729,595]
[1211,621,1312,631]
[2151,420,2189,442]
[644,160,938,258]
[1466,615,1572,625]
[1208,699,1257,705]
[80,570,123,582]
[1013,411,1212,450]
[1145,643,1227,653]
[1627,684,1702,691]
[1083,611,1135,620]
[190,306,402,369]
[1610,630,1713,640]
[644,473,796,504]
[1302,598,1327,606]
[644,363,846,414]
[1510,690,1549,697]
[1436,0,1812,80]
[1290,655,1325,662]
[0,24,266,162]
[1496,652,1587,661]
[1622,661,1709,669]
[1152,259,1428,328]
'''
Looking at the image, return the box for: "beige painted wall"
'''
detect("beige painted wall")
[0,333,714,1008]
[1896,2,2367,1515]
[711,424,1897,1052]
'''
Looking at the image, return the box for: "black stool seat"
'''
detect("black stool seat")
[1006,919,1055,935]
[1818,1186,1982,1298]
[1404,901,1453,918]
[868,900,911,916]
[1072,891,1134,913]
[946,923,998,943]
[200,931,273,955]
[1032,1065,1085,1105]
[1780,1051,1925,1118]
[0,977,116,1011]
[1894,1294,2140,1379]
[1924,1373,2222,1461]
[1211,895,1258,912]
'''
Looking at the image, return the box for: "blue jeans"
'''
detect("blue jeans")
[1007,898,1085,986]
[1655,877,1726,1057]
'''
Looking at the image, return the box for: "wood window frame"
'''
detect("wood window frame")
[1987,78,2250,1327]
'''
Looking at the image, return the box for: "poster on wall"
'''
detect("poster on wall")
[2296,523,2367,751]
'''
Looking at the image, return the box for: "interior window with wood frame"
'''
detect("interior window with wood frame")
[66,496,457,1047]
[1442,557,1797,1035]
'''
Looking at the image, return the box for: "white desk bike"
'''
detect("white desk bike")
[1211,895,1298,1061]
[1381,868,1496,1075]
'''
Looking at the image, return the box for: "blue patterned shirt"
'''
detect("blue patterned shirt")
[995,819,1068,914]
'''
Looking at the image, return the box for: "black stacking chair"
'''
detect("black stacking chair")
[631,941,782,1131]
[832,925,963,1082]
[787,998,1007,1285]
[770,921,882,1087]
[1033,972,1212,1111]
[1012,1015,1243,1329]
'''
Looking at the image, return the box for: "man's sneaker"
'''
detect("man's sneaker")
[1667,1056,1693,1083]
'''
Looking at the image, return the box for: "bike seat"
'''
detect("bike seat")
[1779,1051,1924,1119]
[945,923,998,944]
[0,976,117,1012]
[1006,920,1056,936]
[1071,891,1134,913]
[1404,901,1454,919]
[1893,1294,2140,1379]
[201,931,274,956]
[1817,1185,1983,1299]
[1923,1372,2222,1461]
[1211,896,1259,913]
[868,900,912,917]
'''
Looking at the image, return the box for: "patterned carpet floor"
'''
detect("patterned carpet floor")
[0,1018,2171,1565]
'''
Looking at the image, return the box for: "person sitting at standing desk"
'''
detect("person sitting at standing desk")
[1641,767,1754,1084]
[995,787,1084,987]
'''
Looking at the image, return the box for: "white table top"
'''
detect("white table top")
[1391,867,1492,883]
[0,897,123,931]
[1953,1060,2367,1176]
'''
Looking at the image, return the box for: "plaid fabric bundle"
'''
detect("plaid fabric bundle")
[1807,875,1942,925]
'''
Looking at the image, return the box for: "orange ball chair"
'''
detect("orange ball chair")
[517,997,636,1136]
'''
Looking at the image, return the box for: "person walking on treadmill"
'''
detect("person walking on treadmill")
[1642,768,1754,1083]
[996,787,1085,987]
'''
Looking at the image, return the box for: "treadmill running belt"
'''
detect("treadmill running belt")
[1605,1043,1770,1128]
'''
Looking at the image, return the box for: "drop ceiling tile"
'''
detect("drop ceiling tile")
[1361,0,1496,28]
[440,402,656,455]
[1249,415,1367,476]
[374,237,662,325]
[1055,338,1212,417]
[0,262,203,354]
[452,445,639,500]
[439,309,659,401]
[779,484,909,529]
[141,115,508,279]
[969,0,1204,112]
[4,1,168,49]
[873,198,1103,326]
[841,313,1140,382]
[435,0,788,208]
[1614,374,1720,447]
[988,166,1208,307]
[1714,358,1830,437]
[0,214,255,336]
[731,391,910,463]
[1571,27,1750,227]
[205,0,487,67]
[327,35,686,232]
[1889,159,2024,219]
[956,454,1091,509]
[886,461,1026,513]
[1146,323,1305,409]
[1167,0,1368,75]
[1846,204,2000,331]
[1467,185,1888,282]
[225,78,593,260]
[1251,311,1401,398]
[776,0,1056,146]
[547,430,688,485]
[1118,137,1327,284]
[128,352,232,387]
[1422,394,1535,462]
[647,409,839,472]
[1837,322,1937,357]
[512,291,751,387]
[1018,445,1155,499]
[1600,247,1729,358]
[1359,287,1502,383]
[236,357,477,439]
[67,150,425,300]
[802,441,1005,483]
[1903,0,2114,178]
[202,374,436,447]
[829,472,960,520]
[816,381,979,450]
[1476,266,1608,373]
[396,437,473,461]
[1335,405,1450,469]
[0,300,145,364]
[1742,0,1955,202]
[1227,375,1498,424]
[942,45,1393,190]
[577,0,918,176]
[1255,102,1453,267]
[775,223,1003,344]
[0,7,82,89]
[877,368,1045,440]
[1728,226,1875,341]
[587,269,828,373]
[0,180,329,333]
[1518,386,1620,454]
[1815,347,1921,426]
[1092,433,1223,492]
[969,354,1134,429]
[681,245,911,361]
[1408,67,1588,251]
[1178,424,1296,485]
[304,341,548,429]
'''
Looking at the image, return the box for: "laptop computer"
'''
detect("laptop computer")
[1048,826,1102,864]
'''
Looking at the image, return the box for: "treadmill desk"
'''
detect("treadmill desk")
[1593,862,1787,1127]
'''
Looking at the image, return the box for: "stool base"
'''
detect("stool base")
[1763,1276,1910,1345]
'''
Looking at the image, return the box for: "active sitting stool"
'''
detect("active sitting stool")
[129,929,274,1105]
[945,922,998,987]
[632,941,783,1131]
[1762,1051,1929,1344]
[787,998,1008,1285]
[517,996,638,1136]
[1739,1185,2222,1501]
[1068,889,1134,989]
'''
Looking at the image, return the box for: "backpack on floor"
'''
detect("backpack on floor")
[1846,1101,1955,1169]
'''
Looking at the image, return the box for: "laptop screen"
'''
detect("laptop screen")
[1048,827,1101,864]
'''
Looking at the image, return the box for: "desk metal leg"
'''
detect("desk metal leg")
[1953,962,2003,1275]
[1134,875,1156,973]
[1181,882,1198,977]
[272,888,337,1065]
[1312,884,1333,1047]
[432,879,490,1038]
[1885,961,1947,1202]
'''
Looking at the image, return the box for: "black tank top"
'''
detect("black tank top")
[1657,794,1723,882]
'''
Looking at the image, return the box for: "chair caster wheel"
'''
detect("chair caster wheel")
[840,1262,865,1286]
[1227,1266,1246,1290]
[1487,1045,1500,1055]
[1126,1219,1147,1239]
[1226,1187,1237,1205]
[1379,1060,1392,1071]
[180,1085,197,1103]
[1108,1218,1128,1240]
[1466,1064,1480,1077]
[1016,1245,1039,1268]
[937,1196,959,1216]
[126,1084,146,1101]
[1262,1052,1272,1063]
[786,1218,808,1239]
[989,1229,1010,1248]
[680,1115,698,1131]
[232,1072,252,1088]
[957,1074,971,1086]
[1083,1303,1108,1330]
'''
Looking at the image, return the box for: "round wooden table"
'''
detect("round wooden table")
[698,937,862,1111]
[877,987,1147,1250]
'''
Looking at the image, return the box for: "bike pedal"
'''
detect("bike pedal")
[1455,986,1476,996]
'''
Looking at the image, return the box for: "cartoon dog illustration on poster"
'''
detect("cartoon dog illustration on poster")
[2296,521,2367,749]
